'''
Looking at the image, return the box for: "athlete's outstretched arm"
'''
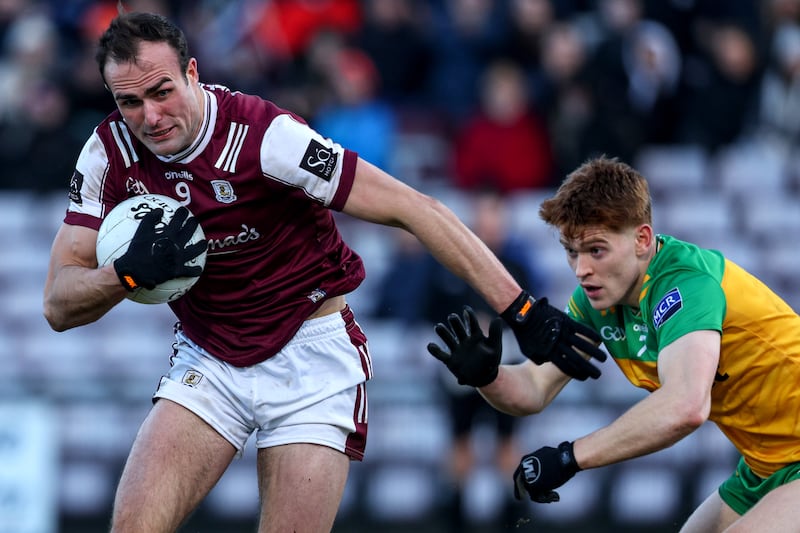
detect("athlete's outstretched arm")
[425,307,573,413]
[43,223,127,331]
[342,158,522,312]
[572,330,719,469]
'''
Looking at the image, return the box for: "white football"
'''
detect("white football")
[96,194,207,304]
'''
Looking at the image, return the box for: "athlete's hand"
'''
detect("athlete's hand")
[114,207,207,291]
[500,291,606,380]
[513,441,581,503]
[427,306,503,387]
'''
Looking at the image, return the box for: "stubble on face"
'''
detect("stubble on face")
[104,41,202,156]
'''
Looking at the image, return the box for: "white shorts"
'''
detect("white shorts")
[153,306,372,460]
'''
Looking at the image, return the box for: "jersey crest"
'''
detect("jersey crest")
[211,179,237,203]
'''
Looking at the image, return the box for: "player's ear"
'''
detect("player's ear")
[634,224,654,256]
[185,57,199,84]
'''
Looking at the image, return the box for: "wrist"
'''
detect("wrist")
[501,290,535,325]
[473,366,499,388]
[558,441,581,473]
[113,259,139,292]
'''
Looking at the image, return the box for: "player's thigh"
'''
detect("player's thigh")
[725,479,800,532]
[256,443,349,533]
[680,490,740,533]
[112,399,237,533]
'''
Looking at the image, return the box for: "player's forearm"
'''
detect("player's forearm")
[43,264,127,331]
[572,388,702,470]
[405,197,522,312]
[345,160,523,311]
[479,361,570,416]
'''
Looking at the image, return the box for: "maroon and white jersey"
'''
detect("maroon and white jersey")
[65,84,366,367]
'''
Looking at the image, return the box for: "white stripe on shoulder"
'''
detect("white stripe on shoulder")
[109,121,138,168]
[215,122,250,172]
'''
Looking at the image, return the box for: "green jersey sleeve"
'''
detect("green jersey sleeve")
[643,272,726,348]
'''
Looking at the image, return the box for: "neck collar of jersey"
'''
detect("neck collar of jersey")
[156,86,216,164]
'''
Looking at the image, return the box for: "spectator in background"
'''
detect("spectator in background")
[0,78,83,191]
[677,22,761,152]
[452,58,554,193]
[179,2,274,96]
[0,7,79,190]
[426,0,508,126]
[580,0,645,164]
[0,8,58,122]
[752,23,800,154]
[533,21,595,179]
[373,228,431,325]
[624,20,683,143]
[265,29,345,121]
[63,39,115,132]
[582,0,683,160]
[759,0,800,49]
[248,0,361,64]
[313,47,397,171]
[354,0,433,109]
[500,0,556,68]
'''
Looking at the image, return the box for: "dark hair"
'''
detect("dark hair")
[539,156,652,240]
[95,12,190,83]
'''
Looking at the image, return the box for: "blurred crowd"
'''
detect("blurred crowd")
[3,2,797,531]
[1,0,800,194]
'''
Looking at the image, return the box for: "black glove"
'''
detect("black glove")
[427,306,503,387]
[114,207,207,291]
[501,291,606,380]
[513,441,580,503]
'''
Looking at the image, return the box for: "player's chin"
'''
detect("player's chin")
[583,289,610,309]
[143,140,175,157]
[144,131,182,155]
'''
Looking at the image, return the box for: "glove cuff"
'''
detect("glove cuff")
[113,259,139,292]
[501,290,540,325]
[558,441,581,473]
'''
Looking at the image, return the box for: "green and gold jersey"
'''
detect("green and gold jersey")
[566,235,800,478]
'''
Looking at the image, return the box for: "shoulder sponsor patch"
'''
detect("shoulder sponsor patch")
[653,287,682,329]
[299,139,338,181]
[68,169,84,204]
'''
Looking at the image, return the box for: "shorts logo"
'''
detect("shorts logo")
[653,287,682,329]
[300,139,337,181]
[211,179,237,203]
[68,170,84,204]
[181,369,204,387]
[307,288,327,303]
